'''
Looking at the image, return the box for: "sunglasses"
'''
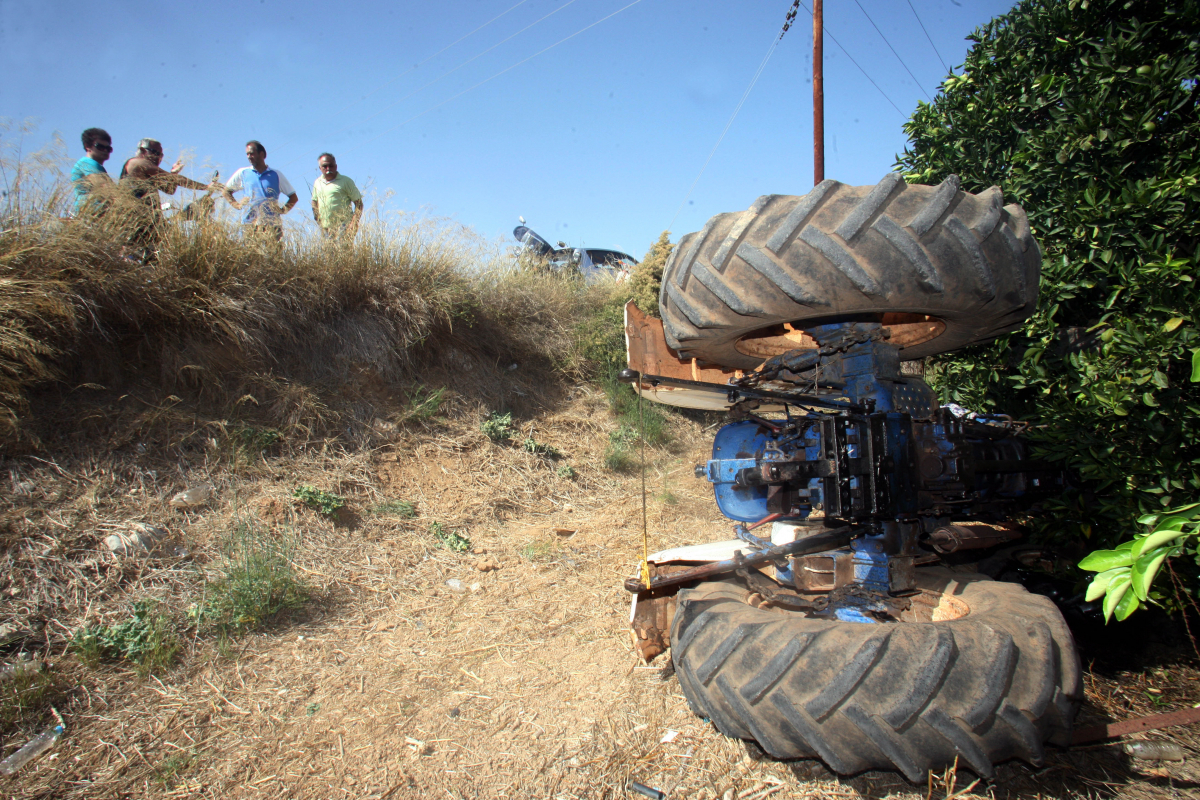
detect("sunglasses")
[93,143,113,151]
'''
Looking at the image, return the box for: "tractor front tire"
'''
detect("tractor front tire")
[670,568,1081,781]
[659,174,1041,369]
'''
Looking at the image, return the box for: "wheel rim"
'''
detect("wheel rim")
[733,313,948,359]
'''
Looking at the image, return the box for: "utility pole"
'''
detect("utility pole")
[813,0,824,185]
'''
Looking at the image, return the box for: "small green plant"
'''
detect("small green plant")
[1080,501,1199,622]
[189,520,308,634]
[658,486,678,505]
[232,425,282,454]
[370,499,417,518]
[306,702,321,716]
[523,436,561,458]
[481,411,515,442]
[293,485,346,516]
[154,749,198,787]
[520,540,557,562]
[72,600,180,676]
[0,667,54,735]
[401,386,446,422]
[556,464,576,480]
[604,425,640,473]
[431,521,472,552]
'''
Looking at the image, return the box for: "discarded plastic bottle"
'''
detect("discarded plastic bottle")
[0,725,64,775]
[1124,740,1186,761]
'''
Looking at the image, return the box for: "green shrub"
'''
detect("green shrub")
[556,464,576,480]
[293,485,346,516]
[72,600,180,675]
[627,231,674,318]
[401,386,445,423]
[190,521,307,633]
[480,411,515,442]
[430,521,471,552]
[896,0,1200,554]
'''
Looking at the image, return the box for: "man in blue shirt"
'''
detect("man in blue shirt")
[223,140,298,242]
[69,128,113,217]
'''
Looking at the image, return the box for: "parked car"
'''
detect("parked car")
[513,223,638,282]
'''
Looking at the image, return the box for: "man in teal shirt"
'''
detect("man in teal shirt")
[69,128,113,217]
[311,153,364,239]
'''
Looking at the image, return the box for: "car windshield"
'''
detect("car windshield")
[585,250,638,269]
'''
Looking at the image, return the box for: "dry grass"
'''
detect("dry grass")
[3,393,1199,799]
[0,130,618,450]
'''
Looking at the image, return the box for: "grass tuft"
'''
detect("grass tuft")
[189,520,307,634]
[370,499,417,518]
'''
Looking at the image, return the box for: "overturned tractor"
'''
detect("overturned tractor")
[622,174,1081,781]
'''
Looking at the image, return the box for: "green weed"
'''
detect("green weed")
[189,520,307,634]
[556,464,576,480]
[520,540,557,562]
[232,425,282,454]
[293,485,346,516]
[430,521,471,553]
[370,499,417,518]
[0,666,54,736]
[523,436,561,458]
[604,425,641,473]
[154,749,198,787]
[401,386,445,423]
[72,600,180,676]
[481,411,515,442]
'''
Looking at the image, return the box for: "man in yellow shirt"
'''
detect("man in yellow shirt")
[311,153,364,239]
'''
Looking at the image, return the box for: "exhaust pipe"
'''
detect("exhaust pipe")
[929,522,1022,554]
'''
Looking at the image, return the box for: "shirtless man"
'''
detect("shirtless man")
[117,138,218,259]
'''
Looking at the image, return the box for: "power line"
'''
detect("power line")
[851,0,931,101]
[338,0,646,158]
[276,0,530,153]
[790,0,906,118]
[667,31,781,233]
[905,0,949,74]
[285,0,579,167]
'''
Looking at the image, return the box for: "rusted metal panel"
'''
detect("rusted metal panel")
[629,564,692,662]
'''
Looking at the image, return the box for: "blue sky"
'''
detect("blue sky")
[2,0,1014,258]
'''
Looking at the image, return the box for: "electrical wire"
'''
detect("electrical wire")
[285,0,580,166]
[666,30,780,233]
[276,0,530,153]
[905,0,949,74]
[790,0,906,118]
[335,0,645,158]
[851,0,931,101]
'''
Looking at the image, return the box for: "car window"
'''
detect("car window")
[586,250,638,269]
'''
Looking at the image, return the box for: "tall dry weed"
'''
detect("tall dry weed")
[0,137,610,448]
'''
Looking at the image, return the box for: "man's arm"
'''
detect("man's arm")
[349,199,364,231]
[281,192,299,214]
[312,198,321,225]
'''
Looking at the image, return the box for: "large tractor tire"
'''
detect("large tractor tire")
[660,174,1041,369]
[670,568,1081,781]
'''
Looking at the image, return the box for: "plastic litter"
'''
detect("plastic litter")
[170,485,212,509]
[445,579,467,594]
[0,725,64,775]
[1124,740,1186,761]
[628,780,666,800]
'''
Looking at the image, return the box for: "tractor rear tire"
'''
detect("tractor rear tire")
[659,174,1041,369]
[669,568,1081,781]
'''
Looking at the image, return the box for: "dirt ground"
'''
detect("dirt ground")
[2,385,1199,799]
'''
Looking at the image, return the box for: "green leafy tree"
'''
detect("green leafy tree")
[896,0,1200,571]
